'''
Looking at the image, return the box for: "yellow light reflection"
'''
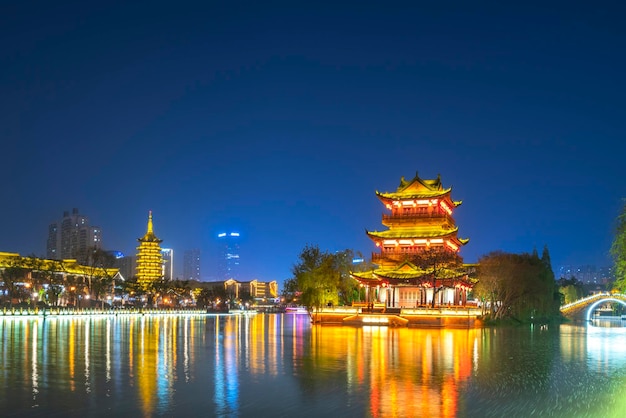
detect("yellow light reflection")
[32,321,38,403]
[309,325,476,417]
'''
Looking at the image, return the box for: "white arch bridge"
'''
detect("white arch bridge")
[560,293,626,321]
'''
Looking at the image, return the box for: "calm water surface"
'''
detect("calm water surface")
[1,314,626,417]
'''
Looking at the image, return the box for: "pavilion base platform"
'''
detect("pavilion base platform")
[311,307,484,328]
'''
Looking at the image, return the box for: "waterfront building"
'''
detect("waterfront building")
[217,232,241,280]
[46,208,102,263]
[199,279,278,301]
[352,172,473,308]
[183,249,201,281]
[161,248,174,281]
[0,251,121,306]
[136,211,163,290]
[240,279,279,301]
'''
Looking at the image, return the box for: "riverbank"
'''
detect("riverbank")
[1,305,481,328]
[0,306,256,317]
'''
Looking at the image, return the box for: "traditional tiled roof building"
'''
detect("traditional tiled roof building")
[352,172,474,308]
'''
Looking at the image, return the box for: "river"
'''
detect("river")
[1,314,625,417]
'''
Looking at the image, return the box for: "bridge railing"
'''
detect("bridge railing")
[560,292,626,312]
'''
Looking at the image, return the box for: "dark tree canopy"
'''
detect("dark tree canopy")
[611,201,626,292]
[474,249,559,321]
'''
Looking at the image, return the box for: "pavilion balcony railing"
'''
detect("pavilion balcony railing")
[381,213,452,222]
[372,252,422,263]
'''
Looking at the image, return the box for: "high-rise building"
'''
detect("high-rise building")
[115,254,136,282]
[183,249,201,281]
[217,232,240,280]
[161,248,174,281]
[46,208,102,263]
[136,211,163,290]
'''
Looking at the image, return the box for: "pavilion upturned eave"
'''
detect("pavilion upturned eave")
[375,189,452,202]
[366,227,460,240]
[352,269,473,288]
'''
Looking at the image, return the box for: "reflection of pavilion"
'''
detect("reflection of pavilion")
[352,172,474,309]
[308,325,476,417]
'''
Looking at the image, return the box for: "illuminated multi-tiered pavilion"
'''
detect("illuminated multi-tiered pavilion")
[352,172,473,308]
[136,211,163,290]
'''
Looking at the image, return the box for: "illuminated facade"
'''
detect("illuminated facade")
[0,251,121,305]
[217,232,240,280]
[352,172,473,307]
[201,279,278,299]
[0,252,120,279]
[240,279,279,300]
[136,211,163,290]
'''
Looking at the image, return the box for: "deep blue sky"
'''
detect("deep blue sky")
[2,1,625,282]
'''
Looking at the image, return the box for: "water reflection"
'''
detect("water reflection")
[2,315,626,417]
[302,325,476,417]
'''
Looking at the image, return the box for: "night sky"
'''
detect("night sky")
[2,1,625,283]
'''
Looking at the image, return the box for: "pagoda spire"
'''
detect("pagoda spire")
[147,210,154,235]
[140,210,161,242]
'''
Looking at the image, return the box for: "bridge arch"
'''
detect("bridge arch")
[585,298,626,322]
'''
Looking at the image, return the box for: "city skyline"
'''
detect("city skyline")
[2,2,625,283]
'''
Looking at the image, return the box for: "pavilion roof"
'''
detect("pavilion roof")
[352,260,473,285]
[375,172,454,200]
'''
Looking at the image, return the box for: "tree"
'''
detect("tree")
[65,274,85,307]
[281,278,299,303]
[146,278,170,307]
[473,251,508,316]
[611,200,626,292]
[558,276,585,304]
[539,245,561,316]
[25,256,67,307]
[0,256,28,306]
[195,288,213,309]
[292,245,339,313]
[334,249,371,305]
[195,285,228,310]
[475,250,559,322]
[411,247,463,308]
[289,245,372,311]
[237,288,254,308]
[83,247,117,305]
[117,276,145,306]
[167,280,192,306]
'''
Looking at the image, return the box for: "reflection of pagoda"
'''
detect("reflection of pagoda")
[352,172,473,308]
[136,211,163,290]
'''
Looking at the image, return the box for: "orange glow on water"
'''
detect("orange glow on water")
[309,324,476,417]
